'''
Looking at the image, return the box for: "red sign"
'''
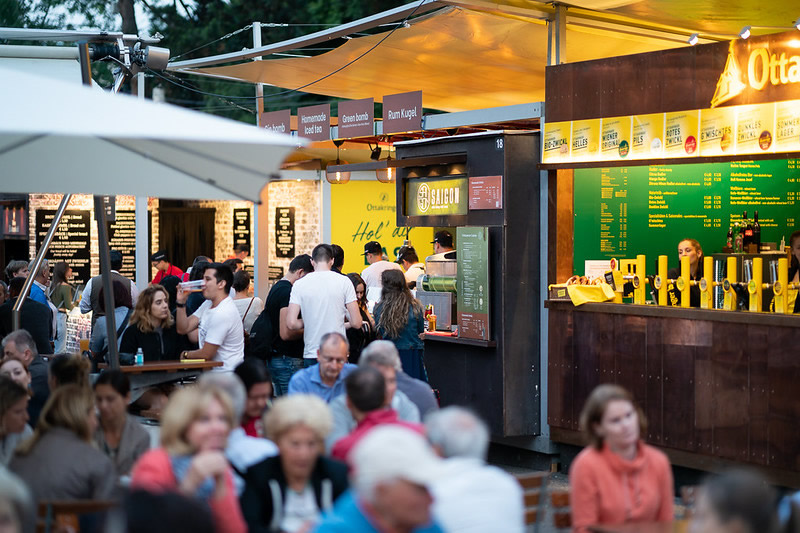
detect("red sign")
[383,91,422,134]
[260,109,291,134]
[338,98,374,138]
[469,175,503,210]
[298,104,330,141]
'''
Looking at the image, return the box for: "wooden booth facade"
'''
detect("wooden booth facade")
[544,31,800,485]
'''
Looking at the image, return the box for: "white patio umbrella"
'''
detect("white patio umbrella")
[0,65,305,367]
[0,65,304,201]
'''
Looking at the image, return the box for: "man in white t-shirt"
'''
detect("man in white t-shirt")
[175,262,244,372]
[360,240,403,292]
[287,244,362,363]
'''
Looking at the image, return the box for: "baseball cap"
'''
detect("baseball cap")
[362,241,382,256]
[150,250,167,262]
[396,245,416,264]
[431,230,453,248]
[350,426,445,488]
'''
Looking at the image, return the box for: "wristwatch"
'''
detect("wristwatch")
[176,302,186,308]
[181,350,189,359]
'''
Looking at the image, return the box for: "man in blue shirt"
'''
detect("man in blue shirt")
[288,332,356,402]
[314,426,446,533]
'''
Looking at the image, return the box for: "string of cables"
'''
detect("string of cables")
[148,0,427,102]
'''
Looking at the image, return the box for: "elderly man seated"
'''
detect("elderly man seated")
[425,406,524,533]
[330,367,422,463]
[288,333,356,402]
[325,343,420,452]
[314,426,445,532]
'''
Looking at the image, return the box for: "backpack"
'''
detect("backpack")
[246,308,276,361]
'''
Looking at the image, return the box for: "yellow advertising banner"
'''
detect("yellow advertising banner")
[774,100,800,153]
[542,121,571,164]
[664,111,699,157]
[735,103,775,154]
[330,181,433,275]
[570,119,601,161]
[698,106,735,156]
[631,113,664,159]
[599,116,631,161]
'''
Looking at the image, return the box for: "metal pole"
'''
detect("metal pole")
[77,42,120,369]
[252,22,267,297]
[95,196,120,370]
[135,71,150,291]
[12,194,72,331]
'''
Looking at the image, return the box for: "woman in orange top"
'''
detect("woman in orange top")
[569,384,674,532]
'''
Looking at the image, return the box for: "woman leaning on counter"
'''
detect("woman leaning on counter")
[667,238,703,307]
[569,384,674,533]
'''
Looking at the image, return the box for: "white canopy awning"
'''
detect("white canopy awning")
[0,66,305,202]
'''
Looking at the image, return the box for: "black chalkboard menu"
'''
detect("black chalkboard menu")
[457,226,491,340]
[275,207,295,258]
[35,209,91,285]
[233,208,251,254]
[108,210,136,282]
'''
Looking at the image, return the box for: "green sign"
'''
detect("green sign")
[573,159,799,273]
[405,177,468,217]
[457,226,490,340]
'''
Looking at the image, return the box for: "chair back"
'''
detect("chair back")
[551,490,572,530]
[37,500,118,533]
[514,471,549,532]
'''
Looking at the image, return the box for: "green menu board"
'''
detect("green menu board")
[574,159,800,274]
[457,226,490,340]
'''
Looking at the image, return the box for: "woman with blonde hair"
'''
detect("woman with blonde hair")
[373,269,426,381]
[240,394,348,533]
[0,376,31,466]
[569,384,673,533]
[9,384,115,503]
[120,284,180,361]
[130,385,245,533]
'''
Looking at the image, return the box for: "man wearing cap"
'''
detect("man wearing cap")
[315,425,445,532]
[432,230,455,255]
[425,407,524,533]
[397,245,425,289]
[150,250,183,284]
[360,240,403,292]
[80,250,138,328]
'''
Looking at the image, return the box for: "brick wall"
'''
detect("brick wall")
[267,180,321,276]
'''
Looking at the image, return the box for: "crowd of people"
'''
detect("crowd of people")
[0,237,796,532]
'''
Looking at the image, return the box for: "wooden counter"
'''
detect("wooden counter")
[546,300,800,486]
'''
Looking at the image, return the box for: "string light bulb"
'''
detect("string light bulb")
[739,26,752,39]
[688,33,699,46]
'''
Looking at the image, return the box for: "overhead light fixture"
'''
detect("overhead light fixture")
[326,140,350,184]
[370,145,382,161]
[739,26,752,39]
[794,18,800,30]
[688,33,699,46]
[376,155,395,183]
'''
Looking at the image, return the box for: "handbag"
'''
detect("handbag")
[241,298,254,352]
[92,308,132,369]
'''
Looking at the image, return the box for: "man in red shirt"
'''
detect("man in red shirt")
[150,250,184,284]
[331,366,422,463]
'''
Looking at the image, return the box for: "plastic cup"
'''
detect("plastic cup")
[179,280,204,292]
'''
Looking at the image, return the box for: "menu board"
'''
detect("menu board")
[107,210,136,282]
[35,209,91,284]
[574,159,800,273]
[233,208,251,254]
[456,227,490,340]
[275,207,295,258]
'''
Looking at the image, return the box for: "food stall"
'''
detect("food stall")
[542,31,800,484]
[395,131,543,437]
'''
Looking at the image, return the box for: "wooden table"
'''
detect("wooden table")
[97,361,222,401]
[589,520,688,533]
